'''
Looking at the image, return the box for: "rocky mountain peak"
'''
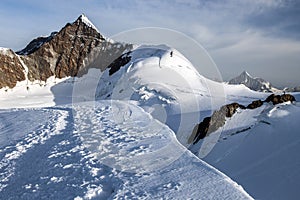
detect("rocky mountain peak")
[76,14,100,32]
[0,15,132,89]
[241,70,251,77]
[17,14,104,57]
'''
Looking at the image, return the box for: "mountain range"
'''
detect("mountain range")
[0,15,299,199]
[0,14,131,89]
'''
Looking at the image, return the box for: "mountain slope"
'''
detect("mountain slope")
[228,71,279,93]
[0,48,26,89]
[1,14,299,199]
[189,101,300,199]
[0,14,132,89]
[16,32,57,56]
[19,14,132,81]
[0,101,252,199]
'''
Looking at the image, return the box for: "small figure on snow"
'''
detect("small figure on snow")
[170,51,173,57]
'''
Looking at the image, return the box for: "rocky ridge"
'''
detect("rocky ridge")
[0,48,26,89]
[0,14,133,89]
[189,93,296,144]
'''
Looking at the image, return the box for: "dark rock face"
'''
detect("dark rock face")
[189,117,211,144]
[108,52,132,76]
[189,102,244,144]
[247,100,263,109]
[264,94,296,105]
[221,103,245,117]
[282,94,296,102]
[0,49,25,88]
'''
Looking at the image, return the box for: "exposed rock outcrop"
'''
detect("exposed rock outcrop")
[108,52,132,76]
[264,94,296,105]
[189,93,296,144]
[190,103,245,144]
[247,100,263,109]
[0,48,25,89]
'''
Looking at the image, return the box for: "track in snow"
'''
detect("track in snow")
[0,101,252,199]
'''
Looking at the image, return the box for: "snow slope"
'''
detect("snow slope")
[0,101,252,199]
[2,43,298,199]
[0,44,265,147]
[93,45,267,146]
[0,76,73,108]
[0,44,265,112]
[197,102,300,199]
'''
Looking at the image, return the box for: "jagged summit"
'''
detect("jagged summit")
[77,14,99,32]
[241,70,251,77]
[17,15,102,56]
[229,71,279,93]
[0,15,132,89]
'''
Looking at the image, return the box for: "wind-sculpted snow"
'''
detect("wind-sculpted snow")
[0,101,252,199]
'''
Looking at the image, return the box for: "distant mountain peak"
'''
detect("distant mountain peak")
[229,71,279,93]
[241,70,251,77]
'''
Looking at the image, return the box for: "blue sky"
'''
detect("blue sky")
[0,0,299,87]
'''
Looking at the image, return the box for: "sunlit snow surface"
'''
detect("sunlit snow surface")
[1,44,299,199]
[0,101,251,199]
[200,102,300,199]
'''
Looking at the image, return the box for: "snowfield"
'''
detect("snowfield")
[1,43,299,199]
[200,102,300,199]
[0,101,252,199]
